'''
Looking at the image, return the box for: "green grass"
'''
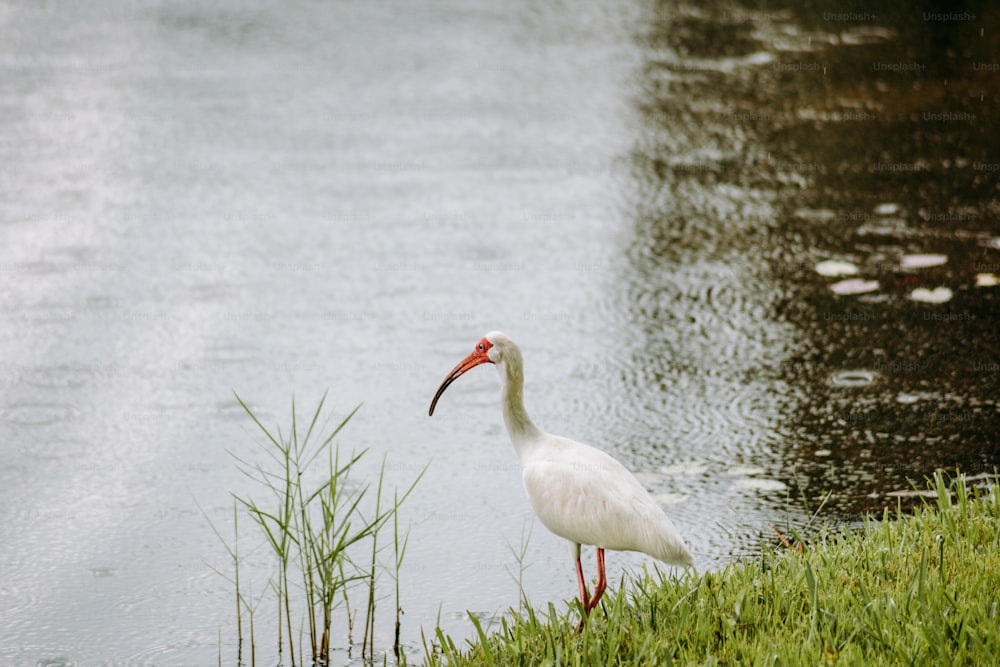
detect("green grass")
[427,471,1000,666]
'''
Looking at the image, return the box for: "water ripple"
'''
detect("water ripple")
[0,402,78,426]
[0,583,39,624]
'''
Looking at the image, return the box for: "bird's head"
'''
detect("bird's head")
[428,331,512,416]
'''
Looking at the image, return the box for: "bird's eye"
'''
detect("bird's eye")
[478,343,485,351]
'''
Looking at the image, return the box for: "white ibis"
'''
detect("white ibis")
[429,331,694,619]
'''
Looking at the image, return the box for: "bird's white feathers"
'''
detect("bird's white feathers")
[473,331,694,568]
[519,434,694,566]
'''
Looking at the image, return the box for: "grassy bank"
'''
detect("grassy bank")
[428,472,1000,666]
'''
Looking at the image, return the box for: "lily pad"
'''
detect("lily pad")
[660,461,709,476]
[734,478,788,492]
[909,286,953,303]
[829,369,877,387]
[794,208,837,222]
[900,254,947,269]
[975,273,999,287]
[830,278,879,295]
[815,260,859,277]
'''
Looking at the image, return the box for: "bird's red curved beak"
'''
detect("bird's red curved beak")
[428,340,494,416]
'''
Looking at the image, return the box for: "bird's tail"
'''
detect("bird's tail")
[652,520,695,567]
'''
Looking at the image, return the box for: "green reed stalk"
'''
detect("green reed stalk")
[224,392,423,665]
[392,489,410,664]
[362,457,386,660]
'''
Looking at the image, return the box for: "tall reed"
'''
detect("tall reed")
[211,392,423,665]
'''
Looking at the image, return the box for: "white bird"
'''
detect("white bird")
[429,331,694,619]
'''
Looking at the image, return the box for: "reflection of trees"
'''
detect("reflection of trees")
[625,0,1000,518]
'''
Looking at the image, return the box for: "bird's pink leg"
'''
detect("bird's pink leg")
[575,555,591,612]
[586,548,607,613]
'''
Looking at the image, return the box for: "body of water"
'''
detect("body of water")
[0,1,996,664]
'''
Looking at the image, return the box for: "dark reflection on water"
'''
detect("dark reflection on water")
[622,0,999,521]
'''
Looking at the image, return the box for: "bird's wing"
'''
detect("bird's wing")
[521,441,692,565]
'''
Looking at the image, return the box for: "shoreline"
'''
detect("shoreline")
[428,472,1000,665]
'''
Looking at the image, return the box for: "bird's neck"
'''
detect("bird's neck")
[497,354,542,456]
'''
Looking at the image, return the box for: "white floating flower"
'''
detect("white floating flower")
[874,203,900,215]
[830,278,879,295]
[909,286,953,303]
[815,260,859,277]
